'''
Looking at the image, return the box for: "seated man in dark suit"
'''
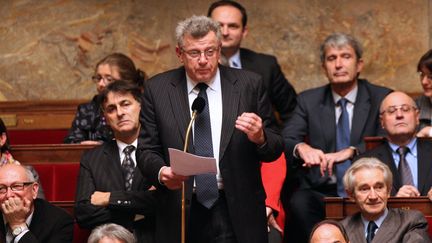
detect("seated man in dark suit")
[75,80,156,242]
[341,157,430,243]
[0,163,73,242]
[358,91,432,197]
[282,32,392,242]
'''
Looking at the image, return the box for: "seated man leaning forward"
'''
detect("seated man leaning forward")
[341,157,431,243]
[357,91,432,197]
[0,163,73,243]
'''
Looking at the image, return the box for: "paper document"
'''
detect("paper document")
[168,148,217,176]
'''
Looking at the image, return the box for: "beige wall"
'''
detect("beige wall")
[0,0,429,101]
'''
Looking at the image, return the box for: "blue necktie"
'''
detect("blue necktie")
[194,83,218,208]
[336,98,351,197]
[366,221,378,243]
[122,145,135,191]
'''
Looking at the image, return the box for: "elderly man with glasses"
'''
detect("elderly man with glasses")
[356,91,432,198]
[0,163,73,242]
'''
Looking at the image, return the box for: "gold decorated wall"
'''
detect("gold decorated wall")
[0,0,430,101]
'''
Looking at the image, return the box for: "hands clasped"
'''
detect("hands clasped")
[1,197,31,228]
[297,144,355,176]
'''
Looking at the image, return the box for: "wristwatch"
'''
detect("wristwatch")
[12,225,28,237]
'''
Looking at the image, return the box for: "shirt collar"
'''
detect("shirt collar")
[228,50,241,68]
[388,137,417,156]
[116,139,138,154]
[186,68,220,95]
[332,84,358,105]
[361,207,388,230]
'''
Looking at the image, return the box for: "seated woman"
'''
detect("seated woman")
[64,53,146,144]
[416,49,432,137]
[0,118,45,199]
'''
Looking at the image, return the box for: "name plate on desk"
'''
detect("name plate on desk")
[0,114,17,127]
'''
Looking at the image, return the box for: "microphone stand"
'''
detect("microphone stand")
[181,110,199,243]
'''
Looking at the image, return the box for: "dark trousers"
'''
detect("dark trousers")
[284,186,337,243]
[188,191,237,243]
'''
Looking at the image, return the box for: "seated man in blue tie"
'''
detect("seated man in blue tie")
[75,80,156,242]
[341,157,430,243]
[357,91,432,197]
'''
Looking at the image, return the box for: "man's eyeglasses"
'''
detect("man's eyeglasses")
[92,75,116,84]
[419,72,432,82]
[0,182,34,194]
[181,47,219,59]
[380,104,418,116]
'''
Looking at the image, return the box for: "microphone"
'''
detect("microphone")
[191,96,205,115]
[181,96,206,243]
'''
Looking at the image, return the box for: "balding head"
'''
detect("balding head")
[310,220,349,243]
[379,91,419,146]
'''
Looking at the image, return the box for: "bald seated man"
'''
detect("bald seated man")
[309,220,349,243]
[356,91,432,197]
[0,163,73,242]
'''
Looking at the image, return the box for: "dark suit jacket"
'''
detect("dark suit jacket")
[74,139,156,240]
[0,198,73,243]
[416,95,432,129]
[240,48,297,123]
[355,139,432,196]
[138,65,283,243]
[341,208,431,243]
[283,79,392,189]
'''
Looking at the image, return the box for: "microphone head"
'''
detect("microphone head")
[192,97,206,114]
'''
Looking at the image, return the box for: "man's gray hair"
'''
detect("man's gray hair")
[175,15,221,47]
[87,223,136,243]
[320,32,363,63]
[343,157,393,195]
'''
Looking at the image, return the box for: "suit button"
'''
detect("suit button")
[117,200,121,204]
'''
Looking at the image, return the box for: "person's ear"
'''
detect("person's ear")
[0,132,7,148]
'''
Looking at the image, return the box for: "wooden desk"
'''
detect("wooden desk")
[0,100,86,130]
[325,197,432,220]
[11,143,95,164]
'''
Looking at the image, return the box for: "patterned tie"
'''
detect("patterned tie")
[336,98,351,197]
[366,221,378,243]
[397,146,414,186]
[194,83,218,208]
[122,145,135,191]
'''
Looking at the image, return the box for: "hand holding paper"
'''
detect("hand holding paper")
[168,148,217,176]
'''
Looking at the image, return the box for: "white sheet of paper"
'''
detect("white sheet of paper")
[168,148,217,176]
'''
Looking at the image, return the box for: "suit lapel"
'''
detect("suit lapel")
[373,209,400,243]
[219,66,239,161]
[351,81,371,144]
[104,140,125,189]
[168,68,193,152]
[319,87,336,151]
[381,143,401,195]
[416,139,432,193]
[346,214,367,243]
[239,48,253,70]
[132,141,145,190]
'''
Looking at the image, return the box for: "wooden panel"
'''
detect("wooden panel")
[0,100,86,130]
[364,136,386,150]
[325,197,432,220]
[52,200,75,215]
[11,144,96,164]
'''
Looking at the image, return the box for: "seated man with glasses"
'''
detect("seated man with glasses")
[0,163,73,242]
[355,91,432,197]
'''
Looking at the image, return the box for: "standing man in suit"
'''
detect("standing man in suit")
[282,32,392,242]
[138,15,283,243]
[0,163,73,243]
[357,91,432,197]
[208,1,296,235]
[207,0,297,124]
[341,157,430,243]
[75,80,156,242]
